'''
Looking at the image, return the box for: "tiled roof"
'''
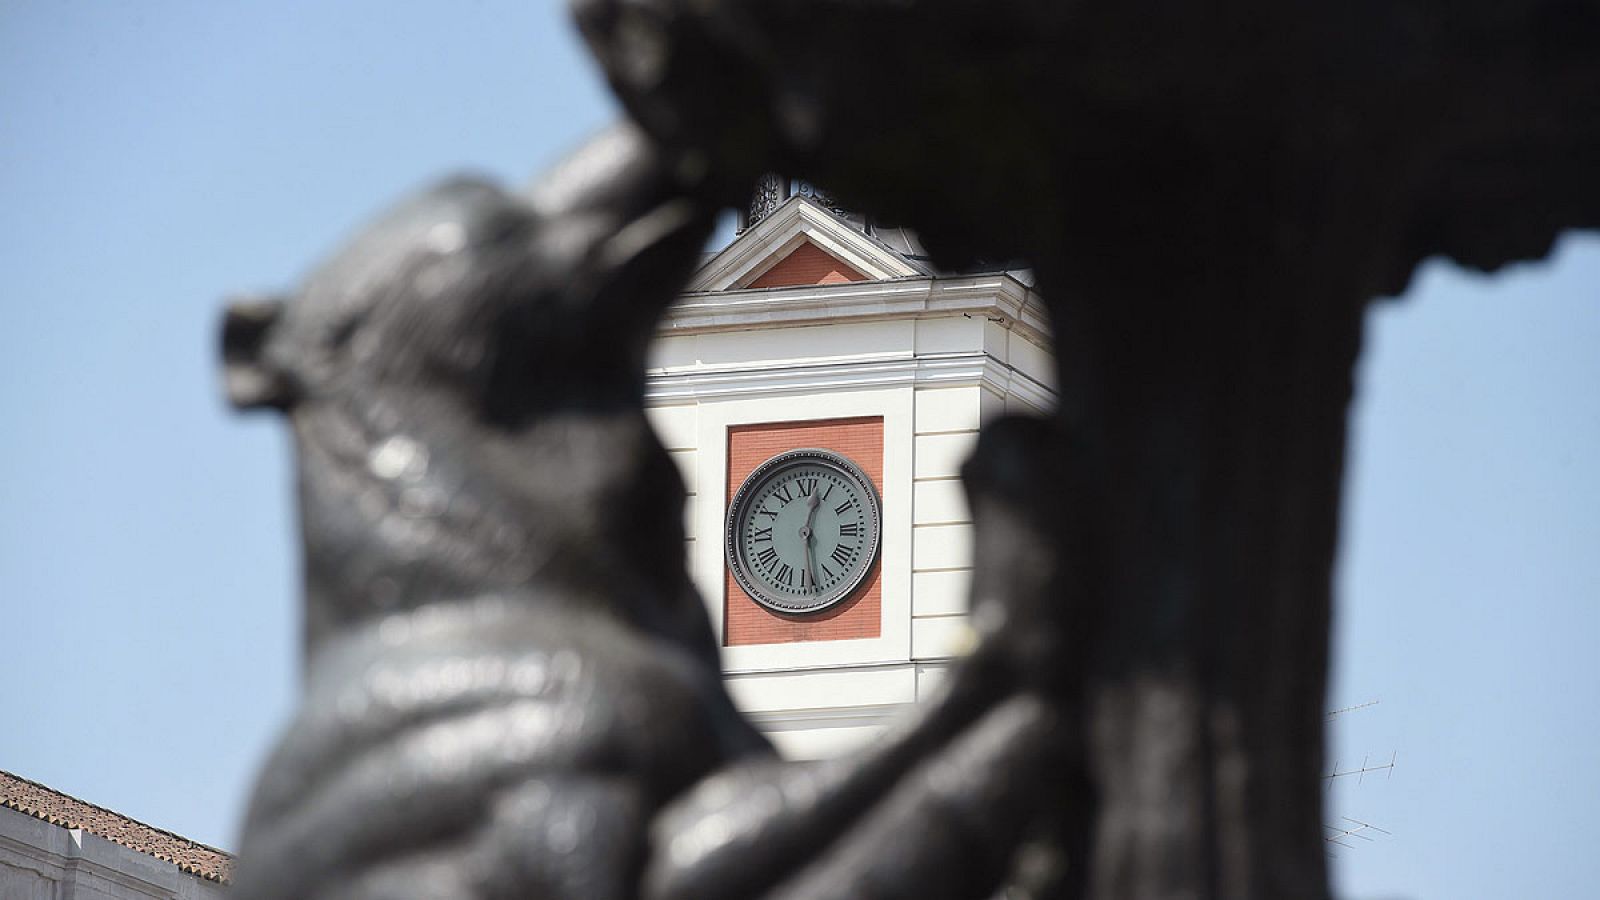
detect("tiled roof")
[0,770,233,883]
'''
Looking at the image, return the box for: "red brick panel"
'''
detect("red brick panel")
[725,417,884,645]
[745,240,869,289]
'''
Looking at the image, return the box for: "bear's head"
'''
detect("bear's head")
[221,125,717,660]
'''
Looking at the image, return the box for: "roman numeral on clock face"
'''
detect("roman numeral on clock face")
[835,501,852,515]
[797,477,817,497]
[752,527,772,542]
[776,564,793,586]
[838,522,859,537]
[774,484,793,503]
[830,544,851,568]
[756,546,779,568]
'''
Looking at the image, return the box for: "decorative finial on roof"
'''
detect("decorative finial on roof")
[737,174,849,232]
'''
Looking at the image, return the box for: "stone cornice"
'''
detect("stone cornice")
[661,272,1052,350]
[744,702,910,730]
[645,350,1057,411]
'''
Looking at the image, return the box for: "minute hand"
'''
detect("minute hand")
[799,492,821,591]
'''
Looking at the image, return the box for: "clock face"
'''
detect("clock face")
[726,448,882,615]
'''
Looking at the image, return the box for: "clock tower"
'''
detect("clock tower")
[646,190,1056,758]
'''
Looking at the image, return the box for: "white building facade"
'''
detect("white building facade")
[0,772,230,900]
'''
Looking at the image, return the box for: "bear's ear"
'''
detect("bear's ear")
[221,296,295,411]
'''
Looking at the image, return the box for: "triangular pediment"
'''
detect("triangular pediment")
[687,196,928,292]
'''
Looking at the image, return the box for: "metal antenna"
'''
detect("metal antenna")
[1323,817,1393,857]
[1324,751,1397,787]
[1324,698,1397,858]
[1326,699,1380,720]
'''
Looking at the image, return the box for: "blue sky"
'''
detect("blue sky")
[1,3,1596,897]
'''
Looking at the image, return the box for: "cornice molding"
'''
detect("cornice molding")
[745,702,909,731]
[662,273,1053,350]
[645,350,1057,411]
